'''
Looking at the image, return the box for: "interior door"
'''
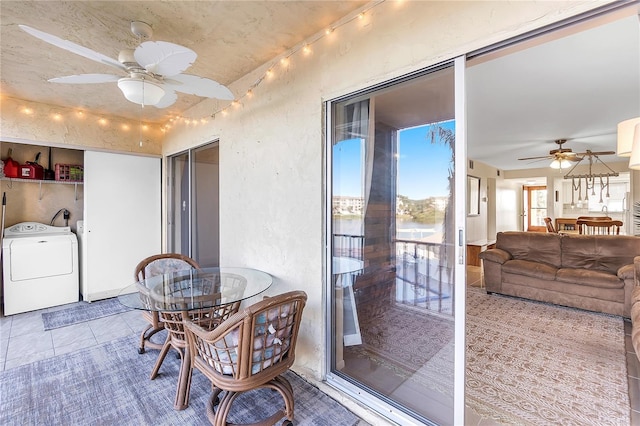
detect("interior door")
[525,185,547,232]
[82,151,161,301]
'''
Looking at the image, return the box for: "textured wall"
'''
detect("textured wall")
[161,1,606,378]
[0,96,163,155]
[0,0,609,383]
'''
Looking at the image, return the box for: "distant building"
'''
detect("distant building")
[333,196,364,215]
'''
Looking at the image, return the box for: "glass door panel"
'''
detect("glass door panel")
[328,64,458,425]
[168,152,189,255]
[168,142,219,266]
[191,144,220,267]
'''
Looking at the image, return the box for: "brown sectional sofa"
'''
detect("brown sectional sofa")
[631,259,640,359]
[479,231,639,318]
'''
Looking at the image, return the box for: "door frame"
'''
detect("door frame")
[524,185,547,232]
[323,55,467,425]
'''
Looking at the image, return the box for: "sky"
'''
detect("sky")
[333,120,454,199]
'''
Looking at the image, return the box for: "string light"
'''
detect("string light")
[7,2,389,136]
[161,0,387,131]
[4,94,164,149]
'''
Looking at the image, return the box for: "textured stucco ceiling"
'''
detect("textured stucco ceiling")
[0,1,368,124]
[1,2,638,172]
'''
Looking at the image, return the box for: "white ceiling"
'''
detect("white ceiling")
[1,2,638,172]
[467,9,640,171]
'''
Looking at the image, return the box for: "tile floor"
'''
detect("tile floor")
[1,278,638,425]
[0,302,147,371]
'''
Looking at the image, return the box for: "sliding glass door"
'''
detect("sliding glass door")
[326,60,466,425]
[167,142,220,266]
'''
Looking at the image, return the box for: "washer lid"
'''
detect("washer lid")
[4,222,71,237]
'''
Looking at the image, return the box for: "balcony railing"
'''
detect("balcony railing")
[395,238,453,316]
[332,234,453,316]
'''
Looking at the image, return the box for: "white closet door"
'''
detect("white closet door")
[83,151,161,301]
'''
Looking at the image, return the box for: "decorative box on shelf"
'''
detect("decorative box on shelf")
[55,164,84,182]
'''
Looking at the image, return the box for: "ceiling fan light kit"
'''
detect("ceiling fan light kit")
[549,158,572,169]
[117,77,165,106]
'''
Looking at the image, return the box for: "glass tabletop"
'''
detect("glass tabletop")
[118,267,272,312]
[332,256,364,275]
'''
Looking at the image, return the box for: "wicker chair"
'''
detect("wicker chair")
[151,291,242,410]
[134,253,201,354]
[184,290,307,426]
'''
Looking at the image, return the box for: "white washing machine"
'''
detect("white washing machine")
[2,222,79,315]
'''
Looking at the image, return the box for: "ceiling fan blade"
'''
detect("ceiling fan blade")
[49,74,121,84]
[153,91,178,108]
[165,74,234,100]
[134,41,196,76]
[517,155,552,161]
[19,25,125,71]
[574,151,616,156]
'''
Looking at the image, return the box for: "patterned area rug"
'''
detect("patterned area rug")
[0,334,362,425]
[349,305,454,375]
[42,297,133,330]
[466,287,630,425]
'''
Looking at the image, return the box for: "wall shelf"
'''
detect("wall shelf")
[1,177,83,201]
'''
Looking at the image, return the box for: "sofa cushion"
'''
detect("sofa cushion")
[556,268,623,289]
[631,286,640,361]
[502,259,557,280]
[496,232,562,268]
[561,234,640,274]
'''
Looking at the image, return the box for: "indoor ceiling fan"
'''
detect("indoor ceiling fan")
[517,139,615,169]
[19,21,234,108]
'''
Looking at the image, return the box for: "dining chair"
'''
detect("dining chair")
[544,217,557,233]
[134,253,201,354]
[184,290,307,426]
[150,272,247,410]
[577,215,612,221]
[576,219,623,235]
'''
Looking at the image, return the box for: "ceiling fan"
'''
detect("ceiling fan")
[517,139,615,169]
[19,21,234,108]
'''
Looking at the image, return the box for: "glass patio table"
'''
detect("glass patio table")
[118,267,273,410]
